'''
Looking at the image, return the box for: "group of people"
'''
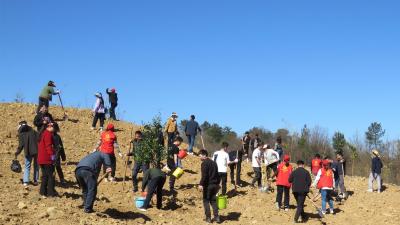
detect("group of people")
[13,81,385,223]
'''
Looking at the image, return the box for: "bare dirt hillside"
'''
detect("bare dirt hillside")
[0,103,399,225]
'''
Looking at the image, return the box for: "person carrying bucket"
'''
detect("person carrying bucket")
[275,154,293,211]
[167,136,183,192]
[199,149,221,224]
[213,142,238,196]
[138,166,168,212]
[75,151,112,213]
[312,160,336,215]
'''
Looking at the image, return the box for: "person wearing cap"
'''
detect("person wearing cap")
[52,123,66,184]
[275,154,293,211]
[15,121,39,189]
[184,115,202,155]
[165,112,179,147]
[312,160,336,215]
[106,88,118,121]
[289,160,312,223]
[37,80,60,113]
[368,149,383,193]
[34,105,54,132]
[91,92,106,131]
[93,123,123,182]
[37,122,57,198]
[251,143,265,189]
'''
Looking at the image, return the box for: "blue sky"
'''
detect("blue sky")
[1,0,399,140]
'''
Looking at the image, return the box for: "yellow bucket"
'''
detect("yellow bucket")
[172,167,184,179]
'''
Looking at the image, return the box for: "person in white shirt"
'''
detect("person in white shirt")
[263,144,280,191]
[213,142,237,195]
[251,143,265,189]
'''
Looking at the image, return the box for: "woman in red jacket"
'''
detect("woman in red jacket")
[275,154,293,211]
[38,123,56,198]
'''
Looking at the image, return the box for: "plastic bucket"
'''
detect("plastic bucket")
[178,150,188,159]
[172,167,184,179]
[141,192,147,198]
[217,195,228,210]
[135,197,145,208]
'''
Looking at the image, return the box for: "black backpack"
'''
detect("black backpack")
[11,160,22,173]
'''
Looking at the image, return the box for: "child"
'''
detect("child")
[313,160,335,215]
[275,154,293,211]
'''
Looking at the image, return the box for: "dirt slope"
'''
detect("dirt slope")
[0,103,399,225]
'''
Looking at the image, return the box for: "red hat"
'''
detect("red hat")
[111,88,116,93]
[322,160,330,166]
[283,154,290,162]
[106,123,115,131]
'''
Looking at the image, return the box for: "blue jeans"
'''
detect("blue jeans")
[23,155,39,184]
[76,168,97,211]
[187,135,196,153]
[321,189,334,212]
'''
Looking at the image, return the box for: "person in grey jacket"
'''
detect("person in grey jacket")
[184,115,202,154]
[75,151,112,213]
[15,121,39,189]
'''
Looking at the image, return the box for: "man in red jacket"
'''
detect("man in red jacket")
[275,154,293,211]
[38,123,57,198]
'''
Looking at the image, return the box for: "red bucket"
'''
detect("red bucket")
[178,149,188,159]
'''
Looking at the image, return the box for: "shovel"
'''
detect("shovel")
[97,171,111,185]
[306,194,324,218]
[200,134,205,149]
[57,93,68,121]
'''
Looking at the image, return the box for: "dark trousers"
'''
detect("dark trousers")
[167,132,176,147]
[75,168,97,211]
[102,154,116,178]
[92,113,105,128]
[37,97,49,113]
[203,184,219,218]
[132,161,149,191]
[167,159,176,190]
[218,172,227,195]
[40,165,56,197]
[276,185,290,208]
[143,176,166,209]
[229,153,242,185]
[252,167,262,187]
[110,103,117,120]
[293,192,307,222]
[55,160,64,181]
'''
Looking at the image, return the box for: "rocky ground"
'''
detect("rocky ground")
[0,103,399,225]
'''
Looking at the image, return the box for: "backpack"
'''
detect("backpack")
[11,160,22,173]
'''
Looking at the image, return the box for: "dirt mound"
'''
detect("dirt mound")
[0,103,399,225]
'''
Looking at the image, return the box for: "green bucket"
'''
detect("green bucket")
[217,195,228,210]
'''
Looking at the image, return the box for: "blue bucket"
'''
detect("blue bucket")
[135,197,145,208]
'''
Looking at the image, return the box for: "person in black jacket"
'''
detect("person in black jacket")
[15,121,39,189]
[139,167,167,212]
[53,123,66,184]
[199,149,221,224]
[34,106,54,132]
[288,160,312,223]
[106,88,118,120]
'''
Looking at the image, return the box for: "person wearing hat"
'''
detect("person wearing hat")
[275,154,293,211]
[184,115,202,155]
[91,92,106,131]
[312,159,335,215]
[289,160,312,223]
[106,88,118,121]
[93,123,123,182]
[37,80,60,113]
[165,112,179,147]
[34,105,54,132]
[368,149,383,193]
[15,121,39,189]
[52,123,67,184]
[37,122,57,198]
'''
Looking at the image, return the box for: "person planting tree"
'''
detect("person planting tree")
[138,166,168,212]
[37,80,60,113]
[127,130,150,193]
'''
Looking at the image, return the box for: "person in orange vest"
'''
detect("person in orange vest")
[275,154,293,211]
[312,160,336,215]
[311,154,322,176]
[93,123,123,182]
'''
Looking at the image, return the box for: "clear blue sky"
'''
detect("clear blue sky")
[1,0,399,140]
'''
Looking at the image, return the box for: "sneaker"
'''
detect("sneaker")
[138,207,147,212]
[275,202,280,210]
[99,127,104,132]
[91,127,95,131]
[32,181,39,186]
[330,209,335,215]
[204,217,212,223]
[284,208,289,212]
[367,189,373,193]
[23,183,29,189]
[188,152,194,155]
[84,208,94,214]
[377,190,381,193]
[321,211,327,215]
[214,216,221,224]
